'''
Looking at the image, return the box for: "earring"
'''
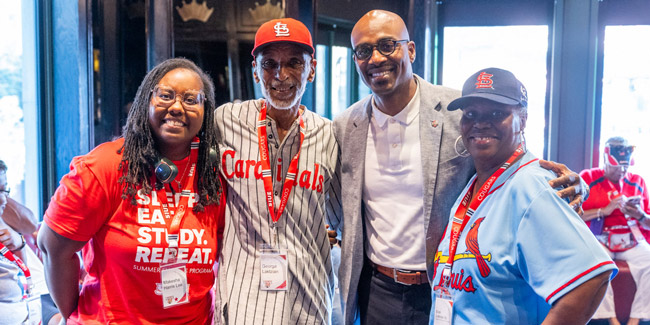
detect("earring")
[520,130,527,153]
[455,136,470,158]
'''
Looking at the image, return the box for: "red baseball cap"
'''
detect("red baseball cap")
[252,18,314,57]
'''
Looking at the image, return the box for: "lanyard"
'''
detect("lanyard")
[154,137,200,250]
[0,242,33,297]
[441,144,525,286]
[257,101,305,232]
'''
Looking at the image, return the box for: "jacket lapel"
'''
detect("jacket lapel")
[346,99,372,204]
[417,76,445,235]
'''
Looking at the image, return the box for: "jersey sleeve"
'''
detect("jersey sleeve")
[515,186,617,305]
[44,155,115,242]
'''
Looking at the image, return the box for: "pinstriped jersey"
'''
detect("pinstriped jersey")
[215,99,342,324]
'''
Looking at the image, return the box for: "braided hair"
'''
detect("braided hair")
[118,58,221,212]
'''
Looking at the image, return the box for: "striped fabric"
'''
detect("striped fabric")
[215,99,342,324]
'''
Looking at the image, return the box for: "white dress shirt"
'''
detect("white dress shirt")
[363,82,426,270]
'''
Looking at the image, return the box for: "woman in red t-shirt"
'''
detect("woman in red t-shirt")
[38,58,226,324]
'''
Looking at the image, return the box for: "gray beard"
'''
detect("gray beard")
[260,83,306,110]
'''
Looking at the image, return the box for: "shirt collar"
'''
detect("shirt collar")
[371,79,421,127]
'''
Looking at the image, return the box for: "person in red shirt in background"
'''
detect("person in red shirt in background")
[38,58,226,324]
[580,136,650,325]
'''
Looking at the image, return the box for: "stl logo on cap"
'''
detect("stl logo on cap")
[475,72,494,89]
[274,22,290,37]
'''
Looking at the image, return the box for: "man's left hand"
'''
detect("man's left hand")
[622,201,645,220]
[539,159,587,215]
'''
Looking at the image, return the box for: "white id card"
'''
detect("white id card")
[259,244,288,291]
[160,262,190,308]
[433,286,454,325]
[26,294,42,325]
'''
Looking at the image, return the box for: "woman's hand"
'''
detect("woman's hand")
[0,227,22,251]
[326,225,339,247]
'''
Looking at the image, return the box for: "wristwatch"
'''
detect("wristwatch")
[13,234,26,252]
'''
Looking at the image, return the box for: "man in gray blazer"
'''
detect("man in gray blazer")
[330,9,585,325]
[331,10,473,324]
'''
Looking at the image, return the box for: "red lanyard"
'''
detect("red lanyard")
[257,101,304,227]
[0,242,33,297]
[442,144,525,286]
[154,137,200,249]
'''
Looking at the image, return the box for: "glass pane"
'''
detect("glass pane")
[600,25,650,177]
[0,1,39,210]
[442,26,549,158]
[358,78,371,101]
[315,44,327,117]
[331,46,351,118]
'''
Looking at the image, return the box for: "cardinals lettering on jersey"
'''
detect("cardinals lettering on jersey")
[221,149,325,193]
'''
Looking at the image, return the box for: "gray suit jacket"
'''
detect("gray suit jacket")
[332,75,475,325]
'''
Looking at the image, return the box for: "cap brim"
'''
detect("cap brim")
[252,41,315,57]
[448,93,521,111]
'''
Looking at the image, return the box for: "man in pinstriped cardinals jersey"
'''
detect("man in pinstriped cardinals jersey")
[214,18,342,324]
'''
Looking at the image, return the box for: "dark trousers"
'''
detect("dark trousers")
[358,261,432,325]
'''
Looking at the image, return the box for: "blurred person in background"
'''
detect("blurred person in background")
[1,160,62,324]
[580,136,650,325]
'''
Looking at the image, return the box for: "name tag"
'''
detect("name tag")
[26,294,42,325]
[433,286,454,325]
[160,262,190,308]
[259,245,288,291]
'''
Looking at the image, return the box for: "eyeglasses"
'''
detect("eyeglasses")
[0,188,10,196]
[151,85,205,111]
[353,39,409,61]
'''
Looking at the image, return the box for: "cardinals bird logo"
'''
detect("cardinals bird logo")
[465,217,491,277]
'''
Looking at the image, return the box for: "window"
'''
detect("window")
[599,25,650,177]
[315,23,366,119]
[441,26,549,157]
[0,1,39,213]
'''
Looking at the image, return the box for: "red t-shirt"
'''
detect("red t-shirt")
[580,167,650,240]
[44,138,226,324]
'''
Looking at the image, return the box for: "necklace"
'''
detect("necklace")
[174,158,191,192]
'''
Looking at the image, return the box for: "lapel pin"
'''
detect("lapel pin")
[431,120,439,128]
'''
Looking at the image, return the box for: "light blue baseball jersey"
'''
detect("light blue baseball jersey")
[429,151,617,324]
